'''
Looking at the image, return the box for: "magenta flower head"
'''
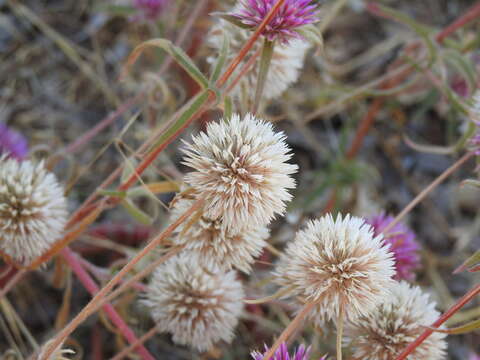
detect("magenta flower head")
[133,0,167,21]
[366,213,421,281]
[0,122,28,160]
[231,0,319,44]
[251,343,326,360]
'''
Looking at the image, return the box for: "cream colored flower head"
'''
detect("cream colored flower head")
[346,281,447,360]
[275,213,395,322]
[0,156,68,265]
[182,113,297,232]
[142,254,244,352]
[209,21,310,101]
[170,194,270,273]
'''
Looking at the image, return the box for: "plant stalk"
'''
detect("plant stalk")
[252,39,275,114]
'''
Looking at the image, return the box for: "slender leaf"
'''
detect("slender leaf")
[210,32,230,83]
[121,198,154,225]
[454,250,480,274]
[429,318,480,334]
[123,39,209,89]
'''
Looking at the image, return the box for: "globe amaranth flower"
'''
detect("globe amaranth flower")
[0,156,68,265]
[366,213,420,281]
[251,342,327,360]
[0,122,28,160]
[169,194,270,273]
[142,254,244,352]
[209,21,310,100]
[346,281,447,360]
[182,113,298,233]
[230,0,319,44]
[133,0,166,21]
[275,213,395,322]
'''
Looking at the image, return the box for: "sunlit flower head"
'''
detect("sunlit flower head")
[366,213,421,281]
[346,281,447,360]
[0,156,67,265]
[209,22,310,100]
[230,0,319,44]
[170,194,270,273]
[143,254,244,352]
[182,113,297,233]
[275,213,395,322]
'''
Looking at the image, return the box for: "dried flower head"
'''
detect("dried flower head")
[182,113,297,232]
[0,156,67,265]
[209,22,310,100]
[0,122,28,160]
[275,213,395,322]
[252,342,325,360]
[230,0,319,44]
[143,254,244,352]
[346,281,447,360]
[170,194,270,273]
[133,0,166,21]
[366,214,420,281]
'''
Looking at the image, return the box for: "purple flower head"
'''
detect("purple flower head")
[366,213,421,281]
[133,0,167,21]
[231,0,319,44]
[0,123,28,160]
[251,343,326,360]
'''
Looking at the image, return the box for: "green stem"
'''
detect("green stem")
[252,39,275,114]
[337,307,344,360]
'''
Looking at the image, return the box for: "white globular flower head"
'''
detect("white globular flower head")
[0,156,68,265]
[170,194,270,273]
[346,281,447,360]
[142,254,244,352]
[274,213,396,322]
[208,21,310,101]
[182,113,298,233]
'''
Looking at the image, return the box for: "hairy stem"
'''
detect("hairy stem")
[61,247,154,360]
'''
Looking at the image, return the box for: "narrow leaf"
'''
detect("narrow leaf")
[428,318,480,334]
[210,12,253,29]
[454,250,480,274]
[210,32,230,83]
[122,39,209,89]
[121,198,154,225]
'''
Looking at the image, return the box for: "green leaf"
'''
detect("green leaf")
[151,89,211,149]
[210,32,230,83]
[120,198,154,225]
[121,156,139,184]
[123,39,209,89]
[224,95,233,121]
[454,250,480,274]
[430,318,480,334]
[94,4,136,16]
[210,12,253,29]
[97,189,127,198]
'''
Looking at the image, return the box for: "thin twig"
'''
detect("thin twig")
[110,325,158,360]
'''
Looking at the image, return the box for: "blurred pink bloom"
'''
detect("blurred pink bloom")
[0,122,28,160]
[366,213,421,281]
[133,0,167,21]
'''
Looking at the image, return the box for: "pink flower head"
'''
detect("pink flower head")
[366,213,421,281]
[231,0,319,44]
[133,0,167,21]
[251,343,326,360]
[0,123,28,160]
[470,132,480,155]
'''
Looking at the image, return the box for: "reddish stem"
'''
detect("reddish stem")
[395,283,480,360]
[436,1,480,43]
[61,247,155,360]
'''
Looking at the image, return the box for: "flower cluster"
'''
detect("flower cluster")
[0,156,67,265]
[230,0,319,44]
[251,342,326,360]
[275,213,395,322]
[346,281,447,360]
[0,122,28,160]
[143,254,244,352]
[366,213,420,281]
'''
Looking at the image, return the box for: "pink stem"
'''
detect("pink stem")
[60,247,155,360]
